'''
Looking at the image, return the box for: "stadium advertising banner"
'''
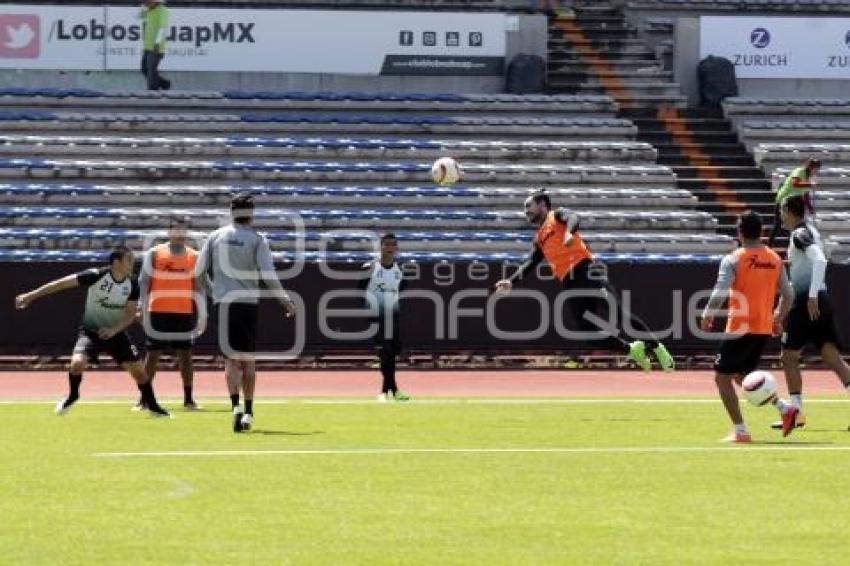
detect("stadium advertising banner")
[700,16,850,79]
[0,5,507,75]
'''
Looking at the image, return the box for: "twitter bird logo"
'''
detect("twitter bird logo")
[4,23,35,49]
[0,15,39,58]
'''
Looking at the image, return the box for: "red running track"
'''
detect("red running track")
[0,370,846,399]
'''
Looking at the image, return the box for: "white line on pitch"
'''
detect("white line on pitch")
[93,445,850,459]
[4,398,850,406]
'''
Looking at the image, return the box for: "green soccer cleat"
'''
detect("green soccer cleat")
[393,390,411,402]
[653,343,675,372]
[628,340,652,372]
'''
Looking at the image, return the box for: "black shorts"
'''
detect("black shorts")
[714,334,769,375]
[372,312,402,353]
[73,328,141,365]
[216,302,258,356]
[782,292,841,352]
[145,312,195,351]
[560,259,611,334]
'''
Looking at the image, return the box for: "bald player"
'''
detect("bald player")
[700,211,796,442]
[494,189,675,371]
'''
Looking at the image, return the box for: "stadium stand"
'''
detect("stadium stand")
[0,88,732,263]
[0,136,658,162]
[626,0,850,13]
[547,6,686,110]
[723,98,850,260]
[6,0,850,363]
[0,90,619,115]
[724,98,850,119]
[544,2,781,242]
[10,0,561,9]
[724,98,850,157]
[565,3,849,260]
[755,146,850,174]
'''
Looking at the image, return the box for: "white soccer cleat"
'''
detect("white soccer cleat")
[240,413,253,432]
[377,393,388,403]
[54,396,78,416]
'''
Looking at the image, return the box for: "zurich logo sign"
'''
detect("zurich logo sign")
[750,27,771,48]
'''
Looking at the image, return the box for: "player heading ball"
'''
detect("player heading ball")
[494,189,675,371]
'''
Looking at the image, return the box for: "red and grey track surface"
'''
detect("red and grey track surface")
[0,370,844,400]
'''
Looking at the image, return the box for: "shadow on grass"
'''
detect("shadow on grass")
[749,440,835,446]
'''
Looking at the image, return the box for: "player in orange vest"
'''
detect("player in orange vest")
[700,211,796,442]
[494,189,675,371]
[138,216,208,411]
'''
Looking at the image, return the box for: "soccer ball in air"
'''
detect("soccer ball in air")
[431,157,462,186]
[742,370,778,406]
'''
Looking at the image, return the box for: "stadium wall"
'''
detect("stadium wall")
[0,12,547,94]
[625,10,850,104]
[4,261,849,356]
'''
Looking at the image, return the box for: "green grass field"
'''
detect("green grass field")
[2,398,850,565]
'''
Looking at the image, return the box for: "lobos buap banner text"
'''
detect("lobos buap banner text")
[0,5,507,75]
[700,16,850,79]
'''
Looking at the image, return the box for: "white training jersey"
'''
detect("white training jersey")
[363,262,404,314]
[787,221,828,301]
[76,268,139,331]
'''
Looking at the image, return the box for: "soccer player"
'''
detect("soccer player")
[770,195,850,430]
[137,216,208,411]
[195,193,297,433]
[14,245,170,417]
[358,233,410,402]
[768,157,820,246]
[700,211,796,442]
[494,189,675,371]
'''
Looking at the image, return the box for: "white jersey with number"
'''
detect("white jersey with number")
[364,262,403,315]
[76,268,139,331]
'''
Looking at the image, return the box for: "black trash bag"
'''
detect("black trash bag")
[506,54,546,94]
[697,55,738,107]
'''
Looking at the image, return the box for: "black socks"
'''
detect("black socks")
[380,350,397,394]
[68,372,82,400]
[138,382,157,407]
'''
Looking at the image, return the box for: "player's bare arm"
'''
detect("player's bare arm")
[99,300,139,340]
[495,245,544,295]
[15,274,80,310]
[773,269,794,336]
